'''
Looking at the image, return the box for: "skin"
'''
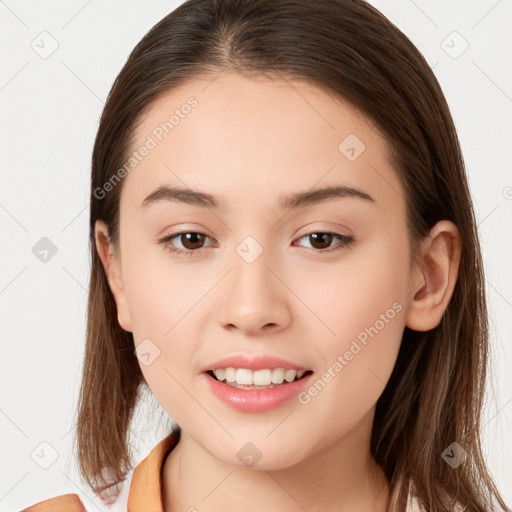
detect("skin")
[95,71,461,511]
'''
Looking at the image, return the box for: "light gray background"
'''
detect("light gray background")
[1,1,511,510]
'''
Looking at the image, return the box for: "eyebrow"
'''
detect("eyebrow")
[140,184,375,211]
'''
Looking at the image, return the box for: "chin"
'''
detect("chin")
[210,441,307,472]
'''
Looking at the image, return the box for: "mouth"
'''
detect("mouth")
[206,368,314,390]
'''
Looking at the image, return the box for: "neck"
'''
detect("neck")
[162,411,390,512]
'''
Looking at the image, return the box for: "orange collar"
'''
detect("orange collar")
[22,430,181,512]
[127,429,180,512]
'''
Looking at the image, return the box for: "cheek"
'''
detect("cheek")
[298,236,408,340]
[126,266,209,424]
[119,240,209,408]
[120,232,209,335]
[292,236,409,413]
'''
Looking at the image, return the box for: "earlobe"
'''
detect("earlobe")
[405,220,461,332]
[94,220,133,332]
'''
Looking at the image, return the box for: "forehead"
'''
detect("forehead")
[121,71,404,217]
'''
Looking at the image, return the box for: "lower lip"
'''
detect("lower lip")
[203,371,313,412]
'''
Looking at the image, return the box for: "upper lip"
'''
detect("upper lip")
[202,355,311,372]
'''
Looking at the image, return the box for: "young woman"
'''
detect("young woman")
[22,0,511,511]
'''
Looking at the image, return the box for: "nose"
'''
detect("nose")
[216,243,292,336]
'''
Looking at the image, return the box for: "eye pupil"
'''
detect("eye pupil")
[309,232,333,250]
[182,232,205,249]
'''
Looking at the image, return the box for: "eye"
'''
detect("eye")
[158,230,355,257]
[293,232,355,253]
[159,231,215,257]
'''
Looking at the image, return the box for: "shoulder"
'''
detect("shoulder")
[22,431,179,512]
[21,493,86,511]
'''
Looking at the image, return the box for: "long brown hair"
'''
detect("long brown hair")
[74,1,510,510]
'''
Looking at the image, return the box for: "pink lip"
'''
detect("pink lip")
[203,371,313,413]
[202,355,310,372]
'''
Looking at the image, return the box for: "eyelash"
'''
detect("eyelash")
[158,230,355,257]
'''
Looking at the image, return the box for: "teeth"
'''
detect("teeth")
[271,368,285,384]
[236,368,253,385]
[212,367,307,386]
[213,368,225,382]
[224,367,236,383]
[254,369,272,385]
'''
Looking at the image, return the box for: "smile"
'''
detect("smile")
[204,368,314,412]
[210,367,310,387]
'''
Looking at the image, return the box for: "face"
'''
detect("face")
[97,71,417,469]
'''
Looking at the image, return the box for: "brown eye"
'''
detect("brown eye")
[159,231,214,257]
[295,232,355,253]
[178,232,207,250]
[307,232,334,250]
[160,230,354,258]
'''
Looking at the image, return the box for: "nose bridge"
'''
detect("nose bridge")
[230,233,276,299]
[216,232,291,333]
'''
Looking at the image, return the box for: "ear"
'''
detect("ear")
[94,220,133,332]
[405,220,461,332]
